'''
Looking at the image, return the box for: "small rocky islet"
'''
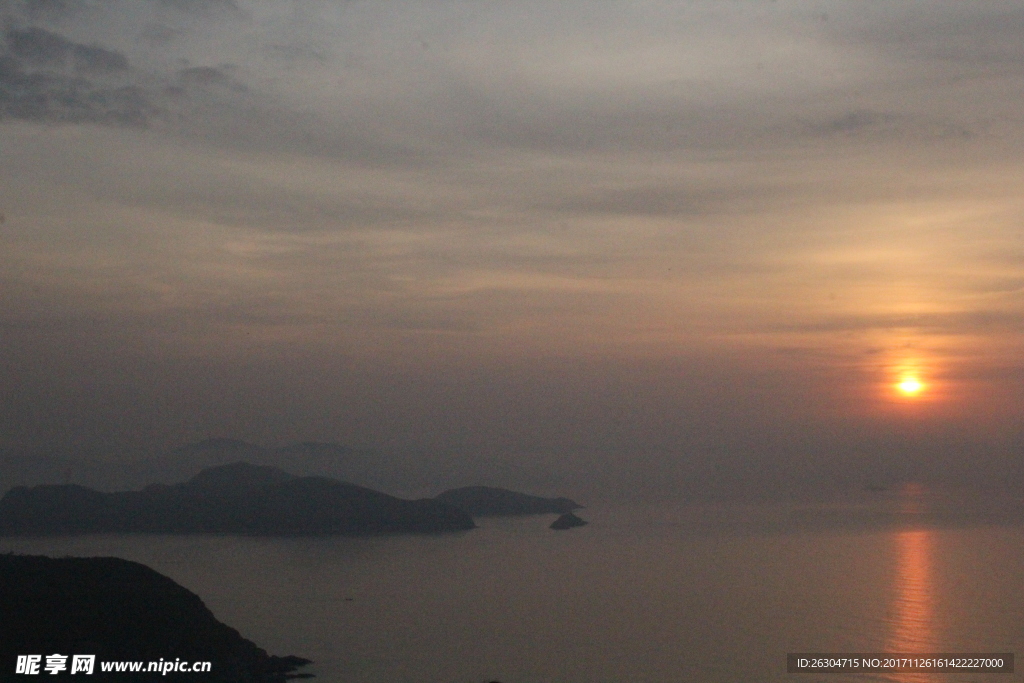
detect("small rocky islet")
[550,512,589,530]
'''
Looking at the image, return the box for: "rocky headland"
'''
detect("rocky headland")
[0,553,311,682]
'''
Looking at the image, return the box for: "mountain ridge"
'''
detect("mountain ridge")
[0,462,475,536]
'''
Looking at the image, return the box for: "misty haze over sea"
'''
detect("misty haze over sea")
[5,434,1024,507]
[4,487,1023,683]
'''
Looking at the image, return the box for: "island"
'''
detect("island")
[434,486,582,516]
[0,462,475,535]
[0,553,311,682]
[550,512,588,530]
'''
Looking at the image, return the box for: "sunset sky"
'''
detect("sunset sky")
[2,0,1023,495]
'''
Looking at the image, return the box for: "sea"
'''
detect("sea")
[3,486,1023,683]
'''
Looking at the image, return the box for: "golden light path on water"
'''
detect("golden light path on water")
[883,484,938,683]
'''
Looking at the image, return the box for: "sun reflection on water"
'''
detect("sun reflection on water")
[883,485,939,682]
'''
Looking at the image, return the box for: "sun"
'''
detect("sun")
[896,377,924,397]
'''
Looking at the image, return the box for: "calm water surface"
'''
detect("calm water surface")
[4,491,1023,683]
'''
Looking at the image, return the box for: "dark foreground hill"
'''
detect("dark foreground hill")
[0,554,310,682]
[435,486,582,516]
[0,462,475,535]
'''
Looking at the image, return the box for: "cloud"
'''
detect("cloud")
[5,26,128,73]
[795,109,973,142]
[3,0,1024,473]
[0,61,152,125]
[0,26,151,124]
[151,0,240,15]
[175,65,243,90]
[7,26,76,66]
[845,1,1024,70]
[0,19,253,128]
[541,182,792,219]
[765,310,1024,336]
[9,0,240,20]
[9,0,77,21]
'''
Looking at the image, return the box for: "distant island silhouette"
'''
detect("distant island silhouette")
[0,462,475,535]
[550,512,589,530]
[434,486,582,516]
[0,554,311,682]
